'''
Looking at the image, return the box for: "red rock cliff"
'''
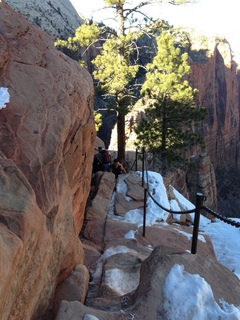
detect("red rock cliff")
[189,39,239,169]
[0,2,95,319]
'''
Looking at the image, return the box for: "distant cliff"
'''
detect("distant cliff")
[189,36,239,169]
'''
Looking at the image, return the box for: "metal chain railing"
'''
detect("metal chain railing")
[139,148,195,213]
[203,205,240,228]
[135,148,239,254]
[147,191,195,214]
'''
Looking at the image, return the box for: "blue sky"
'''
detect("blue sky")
[70,0,240,61]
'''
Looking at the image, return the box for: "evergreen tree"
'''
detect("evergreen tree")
[55,0,198,162]
[135,30,207,170]
[92,1,197,162]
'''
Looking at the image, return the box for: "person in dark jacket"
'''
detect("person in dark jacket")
[108,158,126,179]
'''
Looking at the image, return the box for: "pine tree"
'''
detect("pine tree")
[92,1,197,162]
[135,30,207,170]
[55,0,198,162]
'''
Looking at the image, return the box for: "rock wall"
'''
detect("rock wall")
[0,2,95,319]
[189,39,240,169]
[186,153,217,209]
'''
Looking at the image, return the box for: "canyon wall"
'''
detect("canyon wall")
[189,38,240,169]
[0,2,95,319]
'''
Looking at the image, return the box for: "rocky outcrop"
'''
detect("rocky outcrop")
[0,2,95,319]
[4,0,83,39]
[186,153,217,209]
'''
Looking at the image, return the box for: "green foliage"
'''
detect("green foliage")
[54,23,100,66]
[54,23,100,49]
[54,0,199,162]
[78,60,87,68]
[94,111,102,132]
[54,38,78,51]
[141,31,195,102]
[73,24,100,46]
[135,31,207,169]
[93,35,139,104]
[105,0,125,5]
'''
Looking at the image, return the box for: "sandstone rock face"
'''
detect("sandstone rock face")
[0,2,95,319]
[187,153,217,209]
[189,39,240,169]
[53,264,90,317]
[83,172,116,251]
[4,0,83,39]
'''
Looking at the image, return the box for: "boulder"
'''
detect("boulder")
[83,172,116,250]
[56,245,240,320]
[52,264,90,317]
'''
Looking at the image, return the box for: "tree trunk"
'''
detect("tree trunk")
[117,111,126,163]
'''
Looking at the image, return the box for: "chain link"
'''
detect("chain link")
[203,206,240,228]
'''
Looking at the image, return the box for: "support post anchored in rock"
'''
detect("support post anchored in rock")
[142,147,145,187]
[143,188,147,237]
[191,193,205,254]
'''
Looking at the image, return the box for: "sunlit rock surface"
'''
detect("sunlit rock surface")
[0,2,95,319]
[4,0,83,39]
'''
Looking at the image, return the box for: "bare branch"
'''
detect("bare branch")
[123,0,199,19]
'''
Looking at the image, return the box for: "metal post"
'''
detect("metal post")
[142,147,145,187]
[135,149,138,171]
[191,193,204,254]
[142,188,147,237]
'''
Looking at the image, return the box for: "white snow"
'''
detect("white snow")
[0,87,10,109]
[100,170,240,319]
[83,314,99,320]
[163,264,240,319]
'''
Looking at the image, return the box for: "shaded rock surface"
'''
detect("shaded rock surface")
[0,3,95,319]
[56,171,240,319]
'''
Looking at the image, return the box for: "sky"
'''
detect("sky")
[69,0,240,61]
[0,88,9,109]
[92,171,240,319]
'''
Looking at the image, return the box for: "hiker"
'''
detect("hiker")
[108,158,126,179]
[99,147,111,171]
[92,156,102,173]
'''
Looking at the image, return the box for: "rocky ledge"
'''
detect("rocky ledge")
[55,171,240,320]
